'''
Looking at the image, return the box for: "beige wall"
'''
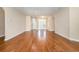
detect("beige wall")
[54,8,69,38]
[26,16,32,31]
[69,7,79,41]
[47,16,54,31]
[54,7,79,42]
[4,8,26,40]
[2,7,79,42]
[0,8,5,37]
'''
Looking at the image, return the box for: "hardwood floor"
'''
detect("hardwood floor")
[0,30,79,52]
[0,36,5,45]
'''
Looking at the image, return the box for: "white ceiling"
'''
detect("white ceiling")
[15,7,61,16]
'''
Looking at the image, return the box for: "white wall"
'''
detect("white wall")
[54,8,69,38]
[3,7,79,42]
[26,16,32,31]
[69,7,79,41]
[4,8,26,40]
[47,16,54,31]
[0,8,5,37]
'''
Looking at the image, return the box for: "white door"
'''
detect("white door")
[38,19,46,30]
[32,17,47,30]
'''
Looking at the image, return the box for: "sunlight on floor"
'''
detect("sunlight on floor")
[37,30,46,40]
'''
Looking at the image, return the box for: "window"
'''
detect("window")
[32,16,47,30]
[38,18,46,29]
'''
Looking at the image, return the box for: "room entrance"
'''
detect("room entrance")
[31,16,47,40]
[32,16,47,31]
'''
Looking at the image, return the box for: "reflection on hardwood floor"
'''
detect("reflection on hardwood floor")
[0,30,79,52]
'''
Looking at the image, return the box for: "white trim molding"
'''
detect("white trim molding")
[55,32,79,42]
[69,37,79,42]
[0,35,5,37]
[55,32,69,39]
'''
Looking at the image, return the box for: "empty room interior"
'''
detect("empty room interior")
[0,7,79,52]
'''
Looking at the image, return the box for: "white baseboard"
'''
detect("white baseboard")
[55,32,69,39]
[69,37,79,42]
[26,29,32,31]
[48,30,54,31]
[5,31,25,41]
[55,32,79,42]
[0,35,5,37]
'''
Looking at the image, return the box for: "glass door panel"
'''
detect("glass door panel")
[38,19,46,30]
[32,16,47,30]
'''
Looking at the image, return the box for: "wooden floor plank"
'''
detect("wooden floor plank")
[0,30,79,52]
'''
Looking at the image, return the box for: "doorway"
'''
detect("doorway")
[31,16,47,39]
[32,16,47,31]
